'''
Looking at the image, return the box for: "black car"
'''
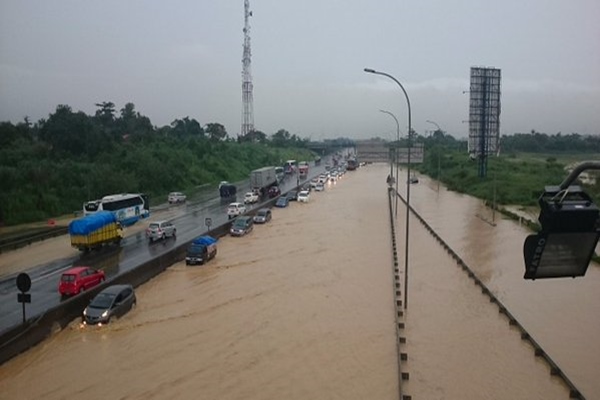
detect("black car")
[275,196,289,208]
[82,284,136,325]
[286,190,298,201]
[185,242,217,265]
[230,216,254,236]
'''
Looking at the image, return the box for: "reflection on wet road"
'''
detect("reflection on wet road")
[0,166,326,332]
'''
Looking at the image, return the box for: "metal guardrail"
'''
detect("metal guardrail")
[395,191,586,400]
[387,188,409,400]
[0,227,69,254]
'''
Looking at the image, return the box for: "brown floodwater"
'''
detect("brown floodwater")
[0,164,594,399]
[399,170,600,399]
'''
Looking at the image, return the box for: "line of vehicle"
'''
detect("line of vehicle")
[0,157,337,333]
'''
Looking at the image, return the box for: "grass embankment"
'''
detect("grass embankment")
[414,150,600,261]
[1,138,317,226]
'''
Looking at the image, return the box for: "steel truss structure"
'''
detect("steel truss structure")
[468,67,501,178]
[241,0,254,136]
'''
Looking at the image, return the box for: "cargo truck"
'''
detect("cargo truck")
[219,181,237,198]
[69,211,123,252]
[298,161,309,176]
[250,166,277,195]
[347,157,358,170]
[275,167,285,183]
[185,236,218,266]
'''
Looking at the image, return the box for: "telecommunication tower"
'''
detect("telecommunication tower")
[241,0,254,136]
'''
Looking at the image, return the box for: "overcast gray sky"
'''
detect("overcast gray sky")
[1,0,599,140]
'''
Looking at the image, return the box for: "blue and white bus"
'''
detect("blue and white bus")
[83,193,150,227]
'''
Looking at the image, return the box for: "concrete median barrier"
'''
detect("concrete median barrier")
[0,208,278,365]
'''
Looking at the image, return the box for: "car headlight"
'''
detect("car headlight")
[101,310,108,318]
[83,309,87,316]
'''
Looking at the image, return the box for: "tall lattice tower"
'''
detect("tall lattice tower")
[241,0,254,136]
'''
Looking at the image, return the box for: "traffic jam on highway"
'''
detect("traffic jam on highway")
[55,157,355,328]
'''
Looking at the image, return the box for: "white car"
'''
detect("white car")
[244,192,259,204]
[168,192,186,204]
[227,202,247,219]
[146,220,176,242]
[297,190,310,203]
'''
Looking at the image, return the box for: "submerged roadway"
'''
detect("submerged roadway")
[0,159,333,333]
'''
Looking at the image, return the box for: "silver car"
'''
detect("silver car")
[253,208,272,224]
[168,192,187,204]
[82,284,136,325]
[146,220,176,242]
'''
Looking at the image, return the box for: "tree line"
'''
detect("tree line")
[2,101,598,226]
[499,130,600,154]
[414,129,600,207]
[0,102,315,225]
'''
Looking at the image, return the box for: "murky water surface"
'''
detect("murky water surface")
[0,164,596,399]
[400,171,600,399]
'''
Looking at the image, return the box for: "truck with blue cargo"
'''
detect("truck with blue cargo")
[69,211,123,252]
[185,236,218,265]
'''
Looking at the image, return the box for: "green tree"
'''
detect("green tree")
[39,105,96,158]
[117,103,154,142]
[171,117,204,137]
[238,129,267,143]
[205,122,227,141]
[271,129,291,147]
[94,101,116,126]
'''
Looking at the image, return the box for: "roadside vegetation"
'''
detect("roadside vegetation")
[0,102,323,226]
[3,102,598,228]
[412,130,600,222]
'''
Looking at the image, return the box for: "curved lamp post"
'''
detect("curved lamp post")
[426,119,440,133]
[364,67,412,309]
[426,119,442,192]
[379,109,400,218]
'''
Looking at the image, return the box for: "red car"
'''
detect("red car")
[58,266,105,297]
[268,186,281,198]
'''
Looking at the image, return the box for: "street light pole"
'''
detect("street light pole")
[380,109,400,218]
[426,120,442,192]
[364,68,412,310]
[425,119,440,132]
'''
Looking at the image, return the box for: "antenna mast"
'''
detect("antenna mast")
[241,0,254,136]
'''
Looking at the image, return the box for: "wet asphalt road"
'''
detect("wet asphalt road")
[0,161,332,333]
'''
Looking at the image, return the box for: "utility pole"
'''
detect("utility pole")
[492,169,497,224]
[426,120,442,193]
[241,0,255,136]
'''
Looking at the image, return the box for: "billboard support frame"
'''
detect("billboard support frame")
[468,67,501,178]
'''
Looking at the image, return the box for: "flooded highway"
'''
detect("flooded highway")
[401,171,600,399]
[0,164,595,399]
[0,169,324,332]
